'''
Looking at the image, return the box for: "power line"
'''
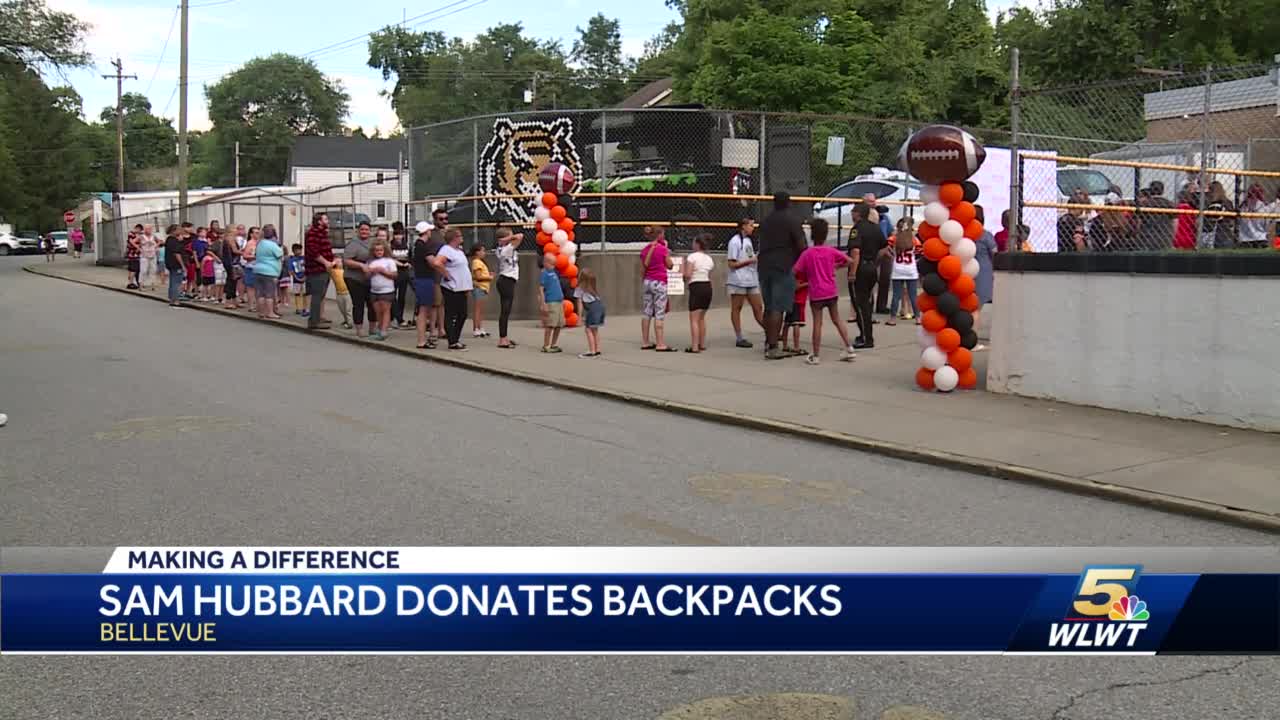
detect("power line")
[145,5,180,97]
[303,0,488,60]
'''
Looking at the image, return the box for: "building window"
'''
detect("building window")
[376,172,384,184]
[376,201,386,218]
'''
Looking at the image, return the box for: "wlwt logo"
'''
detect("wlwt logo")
[1048,566,1150,650]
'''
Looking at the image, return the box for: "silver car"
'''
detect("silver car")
[812,168,923,240]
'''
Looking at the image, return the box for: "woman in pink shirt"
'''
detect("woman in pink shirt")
[792,218,857,364]
[638,225,675,351]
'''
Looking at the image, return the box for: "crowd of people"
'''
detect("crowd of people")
[118,191,1003,364]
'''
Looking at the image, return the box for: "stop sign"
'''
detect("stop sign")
[63,211,76,225]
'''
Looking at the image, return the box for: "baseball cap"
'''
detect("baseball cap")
[415,221,432,235]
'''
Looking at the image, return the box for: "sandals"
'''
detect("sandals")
[684,347,701,354]
[641,344,657,350]
[654,347,677,353]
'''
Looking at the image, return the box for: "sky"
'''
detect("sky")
[49,0,1025,137]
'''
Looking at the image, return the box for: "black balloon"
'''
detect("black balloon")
[949,310,974,333]
[961,181,980,203]
[921,273,946,297]
[961,329,979,350]
[936,292,960,317]
[917,257,938,277]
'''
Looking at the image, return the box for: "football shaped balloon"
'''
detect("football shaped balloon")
[898,124,986,185]
[538,162,577,195]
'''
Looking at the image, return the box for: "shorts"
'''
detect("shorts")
[214,265,226,285]
[473,288,488,300]
[727,284,761,296]
[199,274,215,286]
[278,275,291,289]
[583,299,606,328]
[784,303,806,327]
[544,300,565,328]
[688,281,712,312]
[413,278,435,309]
[231,265,244,280]
[127,258,140,273]
[759,269,796,314]
[292,281,306,296]
[641,278,668,320]
[242,267,255,285]
[371,291,394,303]
[810,296,838,312]
[254,275,276,298]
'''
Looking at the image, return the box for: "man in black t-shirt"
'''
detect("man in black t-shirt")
[756,192,807,359]
[848,203,886,349]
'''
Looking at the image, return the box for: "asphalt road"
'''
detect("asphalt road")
[1,256,1276,720]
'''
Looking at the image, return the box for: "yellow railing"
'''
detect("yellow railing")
[1023,153,1280,181]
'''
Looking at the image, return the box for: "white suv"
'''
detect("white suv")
[812,168,922,240]
[0,231,24,256]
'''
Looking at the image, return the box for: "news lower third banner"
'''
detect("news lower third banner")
[2,547,1277,655]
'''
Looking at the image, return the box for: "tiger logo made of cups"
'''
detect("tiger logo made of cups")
[477,117,584,223]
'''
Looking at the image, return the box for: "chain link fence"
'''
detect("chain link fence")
[1016,61,1280,254]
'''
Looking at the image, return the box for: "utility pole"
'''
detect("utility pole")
[177,0,190,214]
[234,141,240,188]
[102,58,137,196]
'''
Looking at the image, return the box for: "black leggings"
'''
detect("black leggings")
[392,274,410,323]
[497,275,516,339]
[442,287,469,345]
[853,262,878,344]
[224,265,237,300]
[348,280,372,327]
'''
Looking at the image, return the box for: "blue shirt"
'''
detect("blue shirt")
[287,255,306,282]
[539,269,564,303]
[192,238,208,260]
[878,216,893,243]
[254,238,284,279]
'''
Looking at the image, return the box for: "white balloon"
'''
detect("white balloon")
[934,365,959,392]
[921,346,948,371]
[917,326,937,348]
[566,253,576,266]
[939,220,965,245]
[951,237,977,261]
[923,202,949,227]
[920,185,940,203]
[561,241,577,256]
[552,229,569,246]
[534,206,551,223]
[963,258,980,278]
[541,218,558,235]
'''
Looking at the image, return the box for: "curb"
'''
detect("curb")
[27,265,1280,534]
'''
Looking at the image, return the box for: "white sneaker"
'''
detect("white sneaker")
[0,412,7,427]
[840,348,857,362]
[806,354,821,365]
[473,330,485,337]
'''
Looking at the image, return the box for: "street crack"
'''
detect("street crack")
[1049,658,1254,719]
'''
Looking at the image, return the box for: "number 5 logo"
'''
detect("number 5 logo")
[1070,566,1142,618]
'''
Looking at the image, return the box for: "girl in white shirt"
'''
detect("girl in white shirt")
[887,218,920,326]
[682,235,715,353]
[366,240,399,341]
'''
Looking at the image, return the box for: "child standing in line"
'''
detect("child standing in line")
[539,254,565,353]
[792,218,857,365]
[211,236,226,303]
[574,267,605,358]
[366,240,399,341]
[277,261,290,308]
[886,219,920,326]
[288,244,308,316]
[782,267,808,356]
[328,258,354,329]
[469,244,492,338]
[200,249,217,302]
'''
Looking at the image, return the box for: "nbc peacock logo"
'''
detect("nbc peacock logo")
[1048,566,1151,649]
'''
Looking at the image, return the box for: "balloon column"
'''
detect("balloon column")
[898,125,987,393]
[534,162,580,327]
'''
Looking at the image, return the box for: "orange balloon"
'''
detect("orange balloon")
[950,201,976,225]
[550,205,567,221]
[556,254,569,271]
[959,367,979,389]
[918,222,939,240]
[921,310,947,333]
[936,328,961,352]
[566,313,579,328]
[964,219,985,240]
[564,263,579,278]
[537,232,552,246]
[918,293,937,312]
[923,237,948,261]
[558,218,575,233]
[542,192,558,208]
[567,231,575,243]
[915,367,935,390]
[948,347,973,373]
[570,278,579,289]
[938,255,963,280]
[939,183,964,206]
[959,292,980,312]
[949,274,976,298]
[562,299,574,316]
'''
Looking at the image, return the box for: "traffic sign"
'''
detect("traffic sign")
[63,211,76,225]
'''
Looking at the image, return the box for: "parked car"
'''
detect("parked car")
[48,231,69,252]
[812,167,923,241]
[1057,166,1113,207]
[0,230,23,256]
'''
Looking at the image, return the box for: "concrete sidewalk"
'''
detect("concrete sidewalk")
[29,260,1280,531]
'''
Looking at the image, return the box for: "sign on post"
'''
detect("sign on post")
[667,257,685,296]
[63,211,76,225]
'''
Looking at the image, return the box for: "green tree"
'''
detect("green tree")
[571,14,629,107]
[0,0,90,71]
[99,92,178,172]
[205,54,349,186]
